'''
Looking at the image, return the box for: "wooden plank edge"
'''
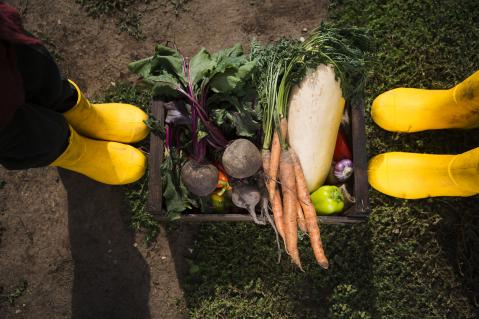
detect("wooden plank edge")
[147,100,165,215]
[351,98,370,215]
[149,212,367,224]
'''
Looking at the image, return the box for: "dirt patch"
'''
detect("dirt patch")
[0,168,73,318]
[7,0,328,97]
[0,0,329,318]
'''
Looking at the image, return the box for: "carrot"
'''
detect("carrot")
[280,150,302,270]
[296,201,307,233]
[262,148,271,192]
[280,118,288,142]
[262,149,271,177]
[262,149,286,244]
[291,149,329,269]
[267,131,281,203]
[273,188,286,245]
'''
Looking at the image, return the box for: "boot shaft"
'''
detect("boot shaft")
[372,69,479,132]
[454,70,479,105]
[449,147,479,193]
[63,80,149,143]
[451,70,479,129]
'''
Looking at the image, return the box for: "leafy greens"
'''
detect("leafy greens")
[129,44,260,161]
[129,43,261,215]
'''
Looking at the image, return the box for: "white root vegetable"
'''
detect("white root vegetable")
[287,64,345,192]
[231,184,265,225]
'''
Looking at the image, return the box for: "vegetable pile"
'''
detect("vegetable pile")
[129,23,370,269]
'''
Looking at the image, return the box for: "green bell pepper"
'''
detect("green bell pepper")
[311,185,344,215]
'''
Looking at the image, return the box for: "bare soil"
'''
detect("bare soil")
[0,0,328,318]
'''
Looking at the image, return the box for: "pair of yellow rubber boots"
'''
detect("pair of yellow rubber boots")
[368,70,479,199]
[50,81,149,185]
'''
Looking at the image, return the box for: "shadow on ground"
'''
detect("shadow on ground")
[434,194,479,312]
[59,169,151,319]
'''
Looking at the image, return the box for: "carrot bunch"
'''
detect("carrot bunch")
[262,118,329,270]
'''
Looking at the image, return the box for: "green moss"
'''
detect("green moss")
[170,0,190,15]
[117,12,146,41]
[75,0,150,39]
[330,1,479,316]
[181,0,479,317]
[75,0,146,16]
[0,281,28,306]
[179,222,373,318]
[75,0,189,39]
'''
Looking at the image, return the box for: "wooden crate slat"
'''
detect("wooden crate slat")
[147,98,370,223]
[350,99,369,216]
[152,213,365,224]
[147,100,165,215]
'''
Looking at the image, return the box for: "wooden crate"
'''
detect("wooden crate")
[147,99,369,224]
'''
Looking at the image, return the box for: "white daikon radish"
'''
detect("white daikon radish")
[288,64,345,192]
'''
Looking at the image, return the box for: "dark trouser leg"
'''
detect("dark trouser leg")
[14,43,77,112]
[0,103,69,169]
[0,43,76,169]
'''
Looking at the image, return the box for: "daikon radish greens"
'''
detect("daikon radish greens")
[251,23,370,269]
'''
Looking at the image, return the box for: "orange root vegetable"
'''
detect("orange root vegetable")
[262,149,271,178]
[280,150,302,270]
[267,131,281,203]
[261,150,286,242]
[263,149,286,244]
[280,118,288,142]
[262,149,272,194]
[291,150,329,269]
[296,201,307,233]
[273,188,286,244]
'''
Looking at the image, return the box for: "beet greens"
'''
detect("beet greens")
[129,44,259,162]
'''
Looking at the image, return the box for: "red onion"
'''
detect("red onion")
[333,159,353,182]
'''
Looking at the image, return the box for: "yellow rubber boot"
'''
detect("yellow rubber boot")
[371,70,479,132]
[50,126,146,185]
[368,147,479,199]
[64,80,149,143]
